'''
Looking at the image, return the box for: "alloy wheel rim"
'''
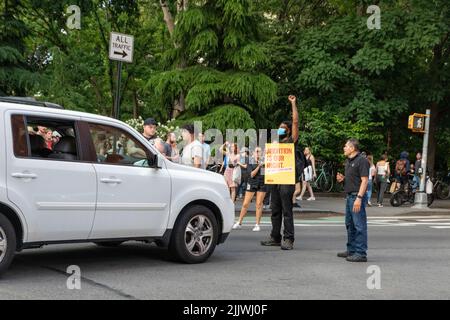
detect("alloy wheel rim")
[0,227,7,263]
[184,215,213,257]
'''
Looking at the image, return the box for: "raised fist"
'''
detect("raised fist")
[288,95,296,103]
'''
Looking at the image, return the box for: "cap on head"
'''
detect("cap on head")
[144,118,157,126]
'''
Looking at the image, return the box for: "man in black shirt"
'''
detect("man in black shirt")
[261,95,299,250]
[336,138,369,262]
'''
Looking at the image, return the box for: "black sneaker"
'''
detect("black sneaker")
[346,255,367,262]
[337,251,351,258]
[260,238,281,246]
[281,239,294,250]
[293,203,301,208]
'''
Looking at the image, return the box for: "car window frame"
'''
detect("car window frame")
[10,112,89,164]
[82,120,155,167]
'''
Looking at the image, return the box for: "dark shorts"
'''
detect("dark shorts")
[246,179,268,193]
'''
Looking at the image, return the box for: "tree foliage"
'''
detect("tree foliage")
[1,0,449,171]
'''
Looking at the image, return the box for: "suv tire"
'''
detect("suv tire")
[169,205,218,264]
[0,213,17,276]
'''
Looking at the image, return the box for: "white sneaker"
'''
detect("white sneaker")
[307,197,316,201]
[232,222,242,230]
[252,224,261,232]
[296,196,303,201]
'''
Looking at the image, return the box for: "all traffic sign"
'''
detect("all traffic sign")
[109,32,134,63]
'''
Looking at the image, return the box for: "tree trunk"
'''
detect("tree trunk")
[356,1,365,16]
[160,0,175,36]
[177,0,189,12]
[160,0,187,118]
[133,89,139,119]
[386,128,392,155]
[426,37,447,176]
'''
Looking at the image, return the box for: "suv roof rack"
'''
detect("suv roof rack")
[0,96,64,110]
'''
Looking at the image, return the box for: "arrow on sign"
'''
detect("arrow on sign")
[113,50,127,58]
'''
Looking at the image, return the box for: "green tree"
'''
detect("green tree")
[148,0,278,132]
[0,0,39,95]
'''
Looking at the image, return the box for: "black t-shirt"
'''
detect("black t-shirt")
[240,155,250,180]
[344,153,370,193]
[248,163,265,184]
[281,136,303,181]
[143,134,156,141]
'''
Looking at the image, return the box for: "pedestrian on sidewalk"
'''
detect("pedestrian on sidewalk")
[180,124,203,168]
[366,155,376,206]
[166,132,179,163]
[222,142,241,202]
[237,148,250,199]
[261,95,299,251]
[375,154,390,207]
[336,138,369,262]
[233,147,267,232]
[198,133,211,169]
[299,147,316,201]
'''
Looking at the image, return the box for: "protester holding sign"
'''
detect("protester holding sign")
[261,95,299,251]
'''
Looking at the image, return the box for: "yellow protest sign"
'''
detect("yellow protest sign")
[264,143,296,185]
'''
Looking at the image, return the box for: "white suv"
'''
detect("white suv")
[0,97,234,275]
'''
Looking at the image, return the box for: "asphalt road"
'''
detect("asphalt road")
[1,217,450,300]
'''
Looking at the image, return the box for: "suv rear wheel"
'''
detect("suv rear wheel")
[0,213,17,276]
[169,205,219,263]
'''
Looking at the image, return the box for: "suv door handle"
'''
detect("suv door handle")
[11,172,37,179]
[100,178,122,184]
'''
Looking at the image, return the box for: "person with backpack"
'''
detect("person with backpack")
[260,95,299,251]
[395,152,409,187]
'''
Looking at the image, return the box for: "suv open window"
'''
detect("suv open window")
[88,123,151,167]
[11,115,80,161]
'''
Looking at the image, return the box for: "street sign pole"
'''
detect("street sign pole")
[413,109,431,208]
[114,61,123,119]
[109,32,134,120]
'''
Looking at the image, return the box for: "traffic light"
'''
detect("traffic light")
[408,113,426,133]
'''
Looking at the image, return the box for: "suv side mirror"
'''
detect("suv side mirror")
[148,153,160,169]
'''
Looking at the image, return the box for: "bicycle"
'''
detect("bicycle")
[310,161,334,192]
[435,172,450,200]
[390,174,434,207]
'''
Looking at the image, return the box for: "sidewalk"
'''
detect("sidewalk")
[234,194,450,217]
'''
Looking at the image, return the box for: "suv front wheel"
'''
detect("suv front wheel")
[169,205,219,263]
[0,214,17,276]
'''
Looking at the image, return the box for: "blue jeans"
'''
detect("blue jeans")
[366,180,373,204]
[345,194,368,257]
[238,180,247,196]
